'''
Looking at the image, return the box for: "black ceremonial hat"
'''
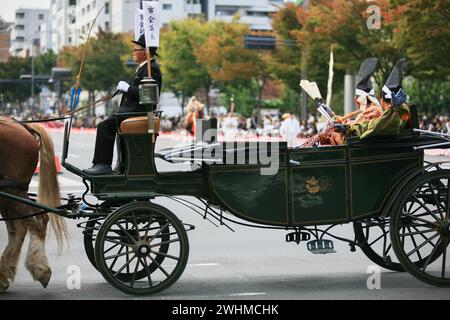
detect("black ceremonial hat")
[132,34,159,57]
[384,58,406,92]
[356,58,378,93]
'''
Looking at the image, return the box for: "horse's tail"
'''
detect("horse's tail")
[27,124,69,254]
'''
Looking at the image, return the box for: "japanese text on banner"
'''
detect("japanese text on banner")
[142,1,161,48]
[134,9,145,41]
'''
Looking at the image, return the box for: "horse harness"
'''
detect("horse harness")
[0,175,28,191]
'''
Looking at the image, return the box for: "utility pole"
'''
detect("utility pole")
[31,40,36,111]
[299,0,309,121]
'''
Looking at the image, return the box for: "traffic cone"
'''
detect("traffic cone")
[34,155,62,175]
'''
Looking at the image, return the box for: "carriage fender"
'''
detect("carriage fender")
[380,164,435,218]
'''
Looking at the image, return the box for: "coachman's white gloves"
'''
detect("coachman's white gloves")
[117,81,130,93]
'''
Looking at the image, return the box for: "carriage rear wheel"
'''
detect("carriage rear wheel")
[390,170,450,287]
[84,218,102,271]
[354,218,404,272]
[95,202,189,295]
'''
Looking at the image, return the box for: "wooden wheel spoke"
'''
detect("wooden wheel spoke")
[105,250,135,261]
[139,256,153,288]
[426,182,446,220]
[113,254,136,277]
[116,222,137,243]
[130,258,141,288]
[399,228,437,238]
[411,226,437,246]
[149,222,171,243]
[104,242,120,255]
[420,238,443,272]
[147,256,170,278]
[109,245,124,270]
[411,194,442,223]
[149,238,180,248]
[132,213,140,239]
[144,215,155,239]
[406,226,422,261]
[401,212,438,227]
[368,231,387,247]
[151,250,179,261]
[407,233,440,258]
[105,237,133,248]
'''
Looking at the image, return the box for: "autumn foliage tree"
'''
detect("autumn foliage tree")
[195,21,274,117]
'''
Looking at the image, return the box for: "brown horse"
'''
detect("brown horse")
[0,115,67,292]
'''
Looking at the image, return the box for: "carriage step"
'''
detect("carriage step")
[286,231,311,244]
[307,240,336,254]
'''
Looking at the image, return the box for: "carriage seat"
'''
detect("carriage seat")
[120,116,160,135]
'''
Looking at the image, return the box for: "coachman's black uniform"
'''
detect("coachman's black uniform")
[92,59,162,166]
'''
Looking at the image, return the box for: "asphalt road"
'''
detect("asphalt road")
[1,130,450,300]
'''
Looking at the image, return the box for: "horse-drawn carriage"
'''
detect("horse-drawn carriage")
[1,98,450,294]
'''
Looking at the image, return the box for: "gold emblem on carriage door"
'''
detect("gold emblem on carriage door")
[306,176,333,194]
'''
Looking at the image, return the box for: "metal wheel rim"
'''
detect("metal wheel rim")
[391,171,450,287]
[95,203,189,295]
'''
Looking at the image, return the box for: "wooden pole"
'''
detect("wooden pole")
[146,48,152,79]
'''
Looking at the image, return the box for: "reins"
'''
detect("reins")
[16,92,118,124]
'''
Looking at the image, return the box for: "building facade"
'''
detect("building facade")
[75,0,112,46]
[0,19,12,61]
[50,0,78,52]
[10,8,50,57]
[206,0,283,31]
[42,0,284,53]
[110,0,283,37]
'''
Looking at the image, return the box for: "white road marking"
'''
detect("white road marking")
[167,262,219,268]
[187,263,220,267]
[228,292,267,297]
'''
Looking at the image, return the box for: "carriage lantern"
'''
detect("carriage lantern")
[139,77,159,112]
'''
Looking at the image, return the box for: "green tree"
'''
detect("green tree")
[405,79,450,115]
[195,21,275,121]
[35,50,57,75]
[271,3,303,93]
[393,0,450,81]
[0,56,32,104]
[160,18,213,113]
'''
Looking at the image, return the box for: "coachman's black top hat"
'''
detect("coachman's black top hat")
[132,34,159,57]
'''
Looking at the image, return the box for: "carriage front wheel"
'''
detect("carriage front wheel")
[94,202,189,295]
[390,170,450,287]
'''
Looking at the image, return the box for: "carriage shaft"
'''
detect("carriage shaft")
[0,190,67,217]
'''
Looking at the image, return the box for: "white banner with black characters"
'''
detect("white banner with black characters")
[134,8,144,41]
[142,1,161,48]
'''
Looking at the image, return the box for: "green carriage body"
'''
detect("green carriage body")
[79,131,430,228]
[48,113,450,293]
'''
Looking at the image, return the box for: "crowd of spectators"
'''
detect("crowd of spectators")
[159,111,319,139]
[3,103,449,139]
[419,115,450,133]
